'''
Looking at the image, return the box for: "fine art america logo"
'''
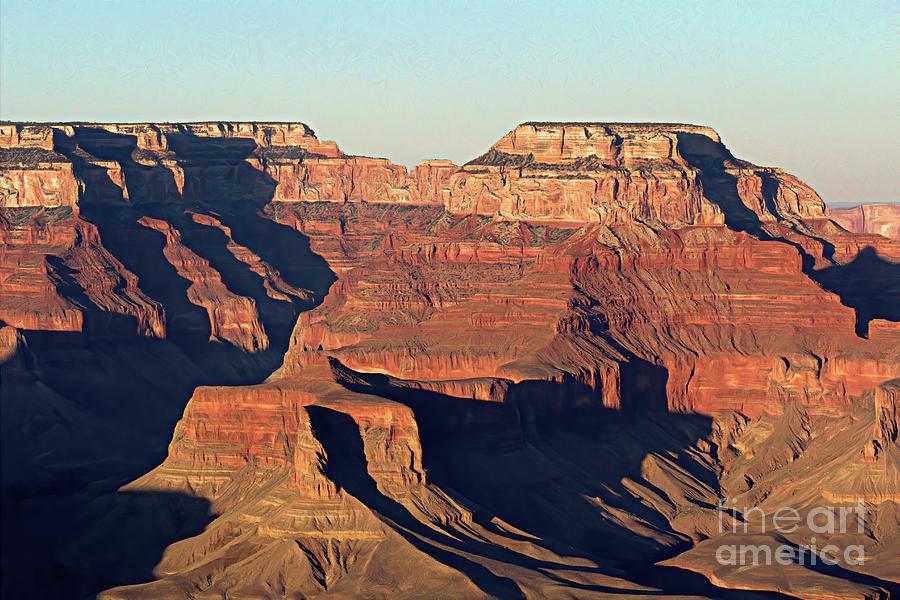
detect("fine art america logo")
[716,499,869,567]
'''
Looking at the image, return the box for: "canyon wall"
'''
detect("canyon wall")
[2,121,898,599]
[831,203,900,240]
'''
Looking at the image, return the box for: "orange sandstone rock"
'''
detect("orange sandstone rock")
[831,203,900,240]
[1,120,898,600]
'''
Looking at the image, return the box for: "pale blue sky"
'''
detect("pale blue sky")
[1,0,896,203]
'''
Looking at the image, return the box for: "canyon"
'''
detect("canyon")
[1,121,898,599]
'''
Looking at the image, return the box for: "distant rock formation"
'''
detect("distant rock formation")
[831,203,900,240]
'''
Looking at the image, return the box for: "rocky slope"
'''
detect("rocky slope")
[1,121,898,599]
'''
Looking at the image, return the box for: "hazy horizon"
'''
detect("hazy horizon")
[1,0,896,204]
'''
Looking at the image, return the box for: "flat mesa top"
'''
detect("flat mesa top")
[1,120,713,131]
[521,121,709,128]
[507,122,723,144]
[0,121,314,126]
[518,121,720,136]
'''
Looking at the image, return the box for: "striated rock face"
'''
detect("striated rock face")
[0,207,165,335]
[135,215,269,352]
[0,124,57,150]
[873,379,899,455]
[443,122,723,224]
[831,203,900,240]
[0,144,79,208]
[1,121,899,600]
[487,122,722,163]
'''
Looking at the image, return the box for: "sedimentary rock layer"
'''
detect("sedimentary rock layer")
[831,203,900,240]
[1,121,898,599]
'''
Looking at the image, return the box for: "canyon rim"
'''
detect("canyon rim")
[0,119,898,599]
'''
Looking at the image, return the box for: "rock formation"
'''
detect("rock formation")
[1,121,898,599]
[831,203,900,240]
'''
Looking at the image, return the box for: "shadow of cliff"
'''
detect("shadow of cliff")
[677,133,898,338]
[1,128,336,599]
[44,256,146,340]
[307,405,527,599]
[773,537,899,597]
[812,247,900,337]
[327,359,791,598]
[1,490,212,600]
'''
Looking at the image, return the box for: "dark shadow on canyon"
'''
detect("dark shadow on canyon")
[812,247,900,337]
[307,405,527,599]
[678,132,899,338]
[327,359,792,598]
[0,490,212,599]
[773,537,899,597]
[1,128,336,599]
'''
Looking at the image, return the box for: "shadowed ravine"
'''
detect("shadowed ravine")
[678,132,900,337]
[328,360,794,599]
[1,129,337,599]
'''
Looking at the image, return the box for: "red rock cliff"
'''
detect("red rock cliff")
[2,120,898,600]
[831,203,900,240]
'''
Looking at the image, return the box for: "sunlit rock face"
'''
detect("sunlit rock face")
[831,203,900,240]
[2,121,898,600]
